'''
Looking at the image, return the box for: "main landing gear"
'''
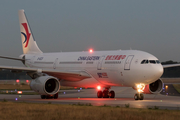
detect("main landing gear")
[41,93,58,99]
[97,87,115,98]
[134,93,144,100]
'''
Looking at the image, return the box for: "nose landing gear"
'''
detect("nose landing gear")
[134,84,145,100]
[97,87,115,98]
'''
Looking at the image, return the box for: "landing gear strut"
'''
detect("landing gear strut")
[97,87,115,98]
[41,93,59,99]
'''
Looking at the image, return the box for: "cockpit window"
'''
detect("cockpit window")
[141,59,160,64]
[145,60,149,64]
[156,60,160,64]
[149,60,156,64]
[141,60,146,64]
[141,60,148,64]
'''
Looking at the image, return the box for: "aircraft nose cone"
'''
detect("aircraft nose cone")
[154,64,164,79]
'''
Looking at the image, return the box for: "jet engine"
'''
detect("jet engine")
[143,79,163,94]
[30,76,60,95]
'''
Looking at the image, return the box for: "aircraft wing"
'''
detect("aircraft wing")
[0,65,91,81]
[161,78,180,84]
[162,64,180,68]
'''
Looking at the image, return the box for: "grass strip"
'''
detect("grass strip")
[0,101,180,120]
[173,84,180,93]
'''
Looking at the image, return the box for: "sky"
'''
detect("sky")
[0,1,180,66]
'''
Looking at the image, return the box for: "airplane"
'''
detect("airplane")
[0,9,179,100]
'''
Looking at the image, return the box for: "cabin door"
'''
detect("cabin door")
[124,55,134,70]
[97,56,105,70]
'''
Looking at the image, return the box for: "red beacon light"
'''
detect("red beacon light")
[26,80,29,83]
[89,49,93,53]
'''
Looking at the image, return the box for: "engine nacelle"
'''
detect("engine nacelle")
[30,76,60,95]
[143,79,163,94]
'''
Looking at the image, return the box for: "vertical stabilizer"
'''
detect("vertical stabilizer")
[18,10,42,54]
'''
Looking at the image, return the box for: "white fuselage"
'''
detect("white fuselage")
[22,50,163,88]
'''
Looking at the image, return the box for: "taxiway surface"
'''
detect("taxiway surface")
[0,86,180,110]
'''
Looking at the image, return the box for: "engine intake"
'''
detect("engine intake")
[143,79,163,94]
[30,76,60,95]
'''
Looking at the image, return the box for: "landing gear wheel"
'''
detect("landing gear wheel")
[139,93,144,100]
[46,95,50,99]
[97,87,115,98]
[103,90,109,98]
[97,91,103,98]
[46,95,53,99]
[134,93,144,100]
[109,91,115,98]
[41,95,46,99]
[134,93,139,100]
[54,93,58,99]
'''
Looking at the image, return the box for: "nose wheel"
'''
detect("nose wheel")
[134,93,144,100]
[97,87,115,98]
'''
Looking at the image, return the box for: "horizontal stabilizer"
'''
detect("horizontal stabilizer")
[0,55,24,61]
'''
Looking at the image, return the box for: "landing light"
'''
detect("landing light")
[136,83,145,93]
[138,89,141,92]
[97,86,101,90]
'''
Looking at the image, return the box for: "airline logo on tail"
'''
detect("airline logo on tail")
[21,23,31,48]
